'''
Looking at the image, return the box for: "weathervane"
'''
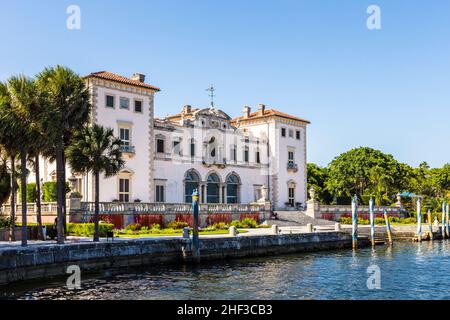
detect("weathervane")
[206,85,215,108]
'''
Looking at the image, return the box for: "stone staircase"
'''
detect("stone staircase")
[262,211,334,227]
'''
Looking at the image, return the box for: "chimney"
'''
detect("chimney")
[131,72,146,83]
[257,104,266,116]
[242,106,251,118]
[183,105,192,114]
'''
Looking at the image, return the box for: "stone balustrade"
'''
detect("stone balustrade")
[76,202,267,215]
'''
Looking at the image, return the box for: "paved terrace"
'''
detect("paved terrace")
[0,225,337,250]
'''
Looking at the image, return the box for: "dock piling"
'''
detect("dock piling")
[352,195,358,249]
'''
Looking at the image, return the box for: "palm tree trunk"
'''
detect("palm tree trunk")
[35,155,43,240]
[93,171,100,242]
[62,155,67,234]
[20,150,28,247]
[9,155,16,242]
[56,135,65,244]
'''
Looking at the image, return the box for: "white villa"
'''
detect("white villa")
[32,71,310,211]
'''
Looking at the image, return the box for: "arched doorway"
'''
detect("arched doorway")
[207,173,220,203]
[226,173,241,204]
[185,170,200,203]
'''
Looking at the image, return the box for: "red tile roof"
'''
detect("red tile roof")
[85,71,161,91]
[232,109,310,124]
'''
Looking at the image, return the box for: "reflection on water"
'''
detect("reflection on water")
[1,241,450,300]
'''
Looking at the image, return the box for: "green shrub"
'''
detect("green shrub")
[167,221,189,230]
[19,183,37,203]
[67,223,114,237]
[229,218,259,229]
[43,182,57,202]
[43,181,70,202]
[211,222,229,230]
[151,224,161,230]
[0,216,12,228]
[125,223,142,231]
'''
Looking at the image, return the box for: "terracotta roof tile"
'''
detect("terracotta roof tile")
[85,71,161,91]
[232,109,310,124]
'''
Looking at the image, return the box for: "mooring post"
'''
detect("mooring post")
[191,189,200,263]
[384,210,393,245]
[427,210,433,241]
[369,197,375,247]
[417,197,422,242]
[352,195,358,249]
[445,203,450,238]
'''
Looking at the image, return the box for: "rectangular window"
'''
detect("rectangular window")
[119,128,130,146]
[289,129,294,138]
[120,97,130,109]
[296,130,301,140]
[288,187,295,206]
[157,139,165,153]
[190,141,195,157]
[230,145,237,162]
[134,100,143,113]
[106,95,115,108]
[256,151,260,164]
[173,140,181,155]
[119,178,130,202]
[281,128,286,137]
[156,185,165,203]
[288,151,295,164]
[244,148,249,163]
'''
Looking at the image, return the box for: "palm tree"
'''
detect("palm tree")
[66,124,124,242]
[36,66,90,244]
[7,75,42,246]
[0,81,21,241]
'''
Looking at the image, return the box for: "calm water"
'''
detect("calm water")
[2,241,450,300]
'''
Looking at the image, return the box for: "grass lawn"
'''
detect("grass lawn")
[115,229,249,238]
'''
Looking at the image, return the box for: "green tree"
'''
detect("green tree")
[325,147,410,204]
[66,124,124,242]
[36,66,91,244]
[307,163,332,204]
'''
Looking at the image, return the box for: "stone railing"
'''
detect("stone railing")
[0,202,59,224]
[319,205,402,215]
[306,201,405,222]
[76,202,267,215]
[1,202,58,215]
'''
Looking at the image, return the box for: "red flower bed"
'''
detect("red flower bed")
[321,214,337,221]
[134,215,164,228]
[207,214,232,225]
[175,214,194,227]
[240,213,260,223]
[99,214,124,230]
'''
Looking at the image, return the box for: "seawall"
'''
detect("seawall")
[0,231,352,285]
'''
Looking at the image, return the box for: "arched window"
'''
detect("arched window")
[226,173,240,204]
[185,170,200,203]
[207,173,220,203]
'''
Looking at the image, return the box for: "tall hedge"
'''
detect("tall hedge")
[43,182,57,202]
[18,183,37,203]
[43,181,70,202]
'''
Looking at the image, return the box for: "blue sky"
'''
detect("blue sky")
[1,0,449,168]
